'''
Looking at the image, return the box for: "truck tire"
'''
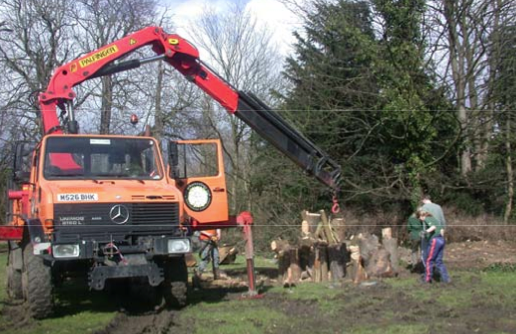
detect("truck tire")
[128,278,161,307]
[6,246,23,300]
[162,256,188,308]
[22,243,53,319]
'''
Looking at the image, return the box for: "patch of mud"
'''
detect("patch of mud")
[445,240,516,270]
[94,309,180,334]
[0,300,34,332]
[262,293,333,332]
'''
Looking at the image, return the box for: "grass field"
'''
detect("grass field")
[1,250,516,334]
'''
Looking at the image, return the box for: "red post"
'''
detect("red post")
[243,223,257,296]
[236,211,261,298]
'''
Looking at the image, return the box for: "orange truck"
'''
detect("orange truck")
[1,26,341,318]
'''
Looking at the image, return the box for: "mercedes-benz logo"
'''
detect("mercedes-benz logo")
[109,205,129,225]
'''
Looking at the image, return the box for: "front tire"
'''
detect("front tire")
[162,256,188,308]
[22,243,54,319]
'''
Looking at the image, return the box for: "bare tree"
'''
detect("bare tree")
[0,0,76,137]
[186,2,284,214]
[426,0,515,175]
[73,0,159,134]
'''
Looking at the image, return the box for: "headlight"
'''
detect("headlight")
[167,239,191,254]
[184,181,212,211]
[52,244,80,258]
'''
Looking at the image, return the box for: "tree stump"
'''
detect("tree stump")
[349,244,367,284]
[358,233,380,269]
[312,243,329,282]
[366,248,395,278]
[328,242,348,282]
[271,240,301,286]
[381,228,399,275]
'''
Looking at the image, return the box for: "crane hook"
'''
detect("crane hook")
[331,194,340,214]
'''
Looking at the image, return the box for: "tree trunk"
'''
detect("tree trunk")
[153,61,164,141]
[505,114,514,223]
[100,76,113,134]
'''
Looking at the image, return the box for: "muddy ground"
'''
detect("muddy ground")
[99,241,516,334]
[2,240,516,334]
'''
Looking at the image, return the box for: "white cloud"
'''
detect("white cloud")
[245,0,301,56]
[161,0,301,57]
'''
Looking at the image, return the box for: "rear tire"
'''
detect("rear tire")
[22,243,53,319]
[162,256,188,308]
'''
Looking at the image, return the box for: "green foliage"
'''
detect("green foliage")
[270,0,459,216]
[443,192,484,216]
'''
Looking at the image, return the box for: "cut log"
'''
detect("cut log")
[382,228,392,240]
[313,246,321,282]
[358,233,380,268]
[301,220,311,235]
[348,244,367,284]
[365,248,395,278]
[271,240,290,254]
[278,251,290,284]
[318,243,329,282]
[185,252,197,267]
[278,247,302,286]
[331,217,346,242]
[319,210,339,244]
[298,242,315,279]
[288,248,302,285]
[382,237,399,274]
[328,243,348,282]
[219,245,238,265]
[301,210,321,234]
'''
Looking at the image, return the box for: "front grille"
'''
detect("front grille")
[53,202,180,243]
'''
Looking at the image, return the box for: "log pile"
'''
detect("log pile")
[271,211,399,285]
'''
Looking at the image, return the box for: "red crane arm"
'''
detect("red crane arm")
[39,26,341,190]
[39,26,239,134]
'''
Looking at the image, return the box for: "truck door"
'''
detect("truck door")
[169,139,228,224]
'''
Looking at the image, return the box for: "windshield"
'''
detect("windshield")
[43,137,163,180]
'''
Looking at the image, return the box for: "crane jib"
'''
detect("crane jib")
[235,91,341,190]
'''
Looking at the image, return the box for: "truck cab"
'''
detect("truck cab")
[8,134,228,317]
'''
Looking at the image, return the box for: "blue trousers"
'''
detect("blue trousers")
[198,240,219,273]
[423,236,450,283]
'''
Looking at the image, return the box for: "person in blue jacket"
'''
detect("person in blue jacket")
[417,209,450,283]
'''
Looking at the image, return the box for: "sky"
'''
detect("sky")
[161,0,302,57]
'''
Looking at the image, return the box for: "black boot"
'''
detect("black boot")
[192,269,202,289]
[213,268,221,280]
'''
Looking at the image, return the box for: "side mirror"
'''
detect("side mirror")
[13,142,36,184]
[14,171,30,183]
[168,141,180,178]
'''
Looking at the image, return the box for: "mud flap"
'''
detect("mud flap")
[9,241,23,270]
[89,263,164,290]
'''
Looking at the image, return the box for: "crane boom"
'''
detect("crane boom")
[39,26,341,190]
